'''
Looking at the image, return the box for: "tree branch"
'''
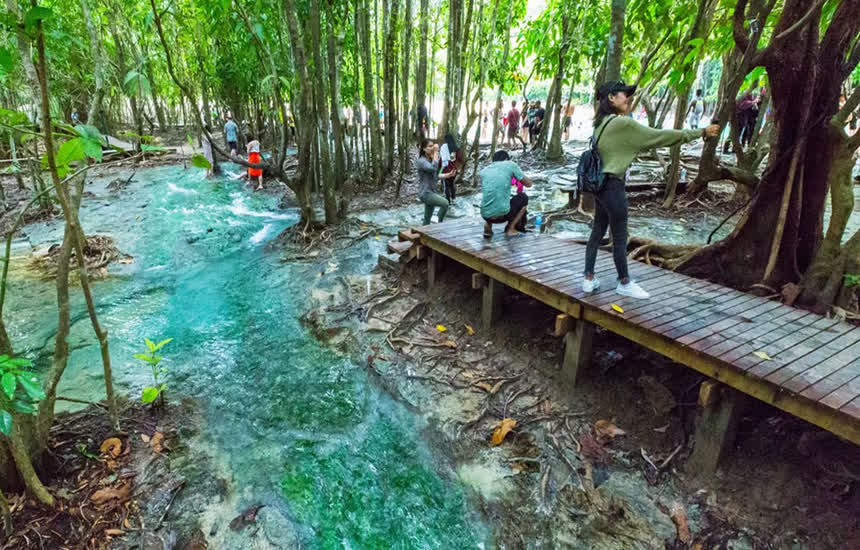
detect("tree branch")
[732,0,750,49]
[771,0,827,43]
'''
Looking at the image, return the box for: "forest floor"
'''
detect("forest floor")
[302,259,860,549]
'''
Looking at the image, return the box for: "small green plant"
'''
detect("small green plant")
[0,354,45,436]
[844,273,860,288]
[134,338,172,405]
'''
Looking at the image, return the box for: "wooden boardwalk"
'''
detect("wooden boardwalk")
[414,218,860,447]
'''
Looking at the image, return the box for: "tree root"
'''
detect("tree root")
[626,237,701,270]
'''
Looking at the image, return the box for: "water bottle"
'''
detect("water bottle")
[535,213,543,233]
[680,168,687,183]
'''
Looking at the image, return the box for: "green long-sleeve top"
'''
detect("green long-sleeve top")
[596,116,702,177]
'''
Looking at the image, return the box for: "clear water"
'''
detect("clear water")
[6,165,487,548]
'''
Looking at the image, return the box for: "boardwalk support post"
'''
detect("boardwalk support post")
[482,277,505,330]
[689,380,746,474]
[561,319,594,387]
[427,249,443,290]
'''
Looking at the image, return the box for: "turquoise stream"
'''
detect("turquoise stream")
[7,165,486,548]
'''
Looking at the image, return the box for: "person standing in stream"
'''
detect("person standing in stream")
[583,81,720,299]
[224,112,239,156]
[417,139,456,224]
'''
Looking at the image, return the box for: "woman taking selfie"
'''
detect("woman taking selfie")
[583,81,720,299]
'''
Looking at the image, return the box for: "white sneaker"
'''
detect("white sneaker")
[582,277,600,293]
[616,280,650,299]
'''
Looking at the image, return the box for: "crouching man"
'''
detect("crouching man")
[480,150,534,238]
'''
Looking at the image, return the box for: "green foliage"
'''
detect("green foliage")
[123,70,151,97]
[134,338,172,404]
[844,273,860,288]
[191,153,212,170]
[23,5,52,33]
[0,355,45,436]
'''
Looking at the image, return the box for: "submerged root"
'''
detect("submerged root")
[28,235,131,279]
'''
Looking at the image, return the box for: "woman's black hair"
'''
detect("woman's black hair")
[417,138,432,159]
[444,133,459,153]
[594,95,616,127]
[492,150,510,162]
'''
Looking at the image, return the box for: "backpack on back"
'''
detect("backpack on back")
[576,115,616,196]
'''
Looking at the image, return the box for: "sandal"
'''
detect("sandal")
[483,226,493,239]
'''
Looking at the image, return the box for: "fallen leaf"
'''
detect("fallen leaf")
[436,324,447,332]
[653,424,670,433]
[490,418,517,446]
[474,382,494,392]
[90,483,131,505]
[118,257,133,264]
[594,419,626,439]
[140,433,151,443]
[123,517,131,529]
[489,380,506,394]
[753,350,772,361]
[99,437,123,458]
[105,528,125,536]
[150,432,166,453]
[611,303,624,313]
[442,340,457,348]
[465,324,475,335]
[670,502,691,544]
[375,236,380,240]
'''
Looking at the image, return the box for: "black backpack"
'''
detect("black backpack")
[577,115,617,195]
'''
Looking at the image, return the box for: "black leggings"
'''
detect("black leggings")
[584,176,629,281]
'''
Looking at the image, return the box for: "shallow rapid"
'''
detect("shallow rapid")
[7,165,487,548]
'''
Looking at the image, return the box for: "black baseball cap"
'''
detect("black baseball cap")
[597,81,637,100]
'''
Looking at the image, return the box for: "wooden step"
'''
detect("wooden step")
[398,229,420,242]
[387,240,413,255]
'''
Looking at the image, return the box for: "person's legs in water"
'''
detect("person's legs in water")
[422,192,449,224]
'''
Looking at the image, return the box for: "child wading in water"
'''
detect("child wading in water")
[246,135,263,190]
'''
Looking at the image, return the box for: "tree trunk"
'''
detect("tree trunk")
[358,2,383,185]
[5,0,42,128]
[546,13,571,161]
[489,0,514,157]
[309,0,337,223]
[414,0,429,143]
[383,0,398,174]
[397,0,413,194]
[327,21,346,195]
[440,0,463,138]
[283,0,319,224]
[80,0,106,128]
[605,0,627,81]
[678,0,860,293]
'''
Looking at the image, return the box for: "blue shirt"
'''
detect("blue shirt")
[224,120,238,142]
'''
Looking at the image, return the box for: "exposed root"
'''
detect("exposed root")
[626,237,701,270]
[28,235,131,279]
[276,218,386,261]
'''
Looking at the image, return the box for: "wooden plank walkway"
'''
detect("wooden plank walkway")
[414,218,860,445]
